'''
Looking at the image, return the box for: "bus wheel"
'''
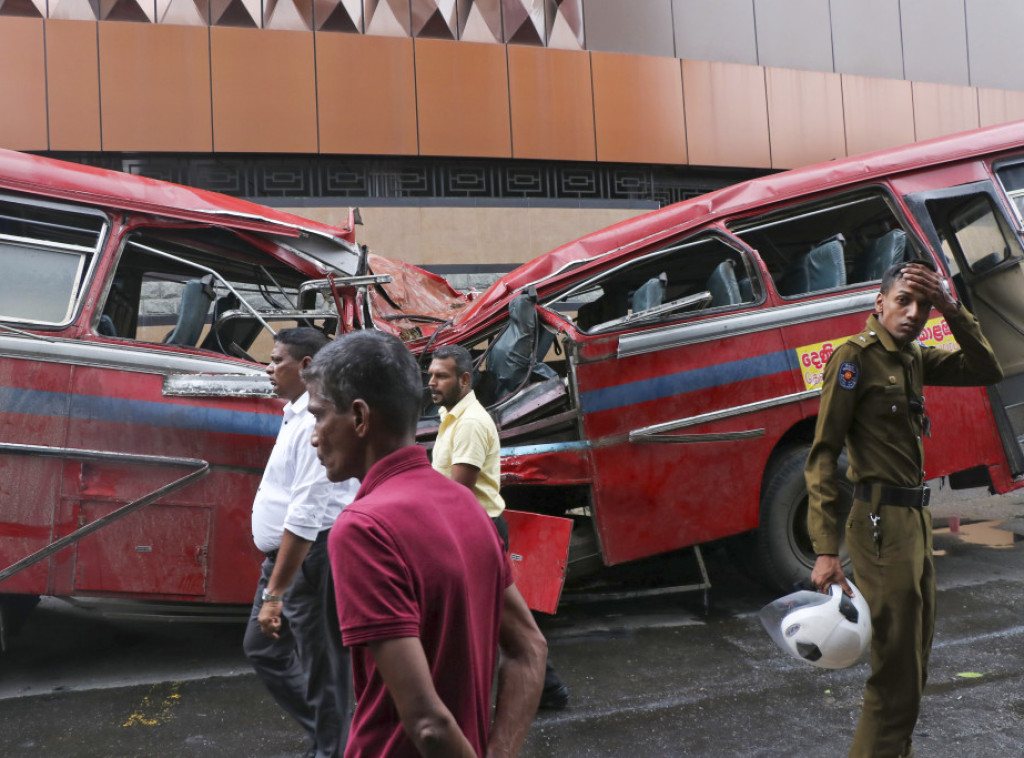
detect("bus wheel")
[756,445,853,595]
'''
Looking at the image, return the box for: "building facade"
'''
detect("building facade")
[2,0,1023,279]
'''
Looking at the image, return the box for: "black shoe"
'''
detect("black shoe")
[538,683,569,710]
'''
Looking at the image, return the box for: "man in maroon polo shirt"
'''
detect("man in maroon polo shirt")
[303,330,546,758]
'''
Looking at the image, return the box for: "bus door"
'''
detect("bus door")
[548,232,794,566]
[904,175,1024,478]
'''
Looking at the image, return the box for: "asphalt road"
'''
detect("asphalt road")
[2,485,1024,757]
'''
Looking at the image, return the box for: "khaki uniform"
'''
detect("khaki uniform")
[806,304,1002,758]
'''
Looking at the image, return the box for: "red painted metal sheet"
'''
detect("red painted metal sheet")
[500,448,592,486]
[74,502,211,597]
[503,510,572,615]
[365,253,472,339]
[0,148,353,242]
[574,319,798,564]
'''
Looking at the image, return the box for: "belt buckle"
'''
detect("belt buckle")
[917,487,930,508]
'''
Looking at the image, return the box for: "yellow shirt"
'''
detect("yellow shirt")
[432,390,505,517]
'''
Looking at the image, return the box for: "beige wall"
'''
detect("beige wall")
[284,205,649,269]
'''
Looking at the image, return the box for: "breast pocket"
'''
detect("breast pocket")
[869,384,907,422]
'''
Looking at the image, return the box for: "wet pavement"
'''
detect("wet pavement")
[2,485,1024,757]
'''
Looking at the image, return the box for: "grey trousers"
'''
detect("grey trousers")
[243,533,351,758]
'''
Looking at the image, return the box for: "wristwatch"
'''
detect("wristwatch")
[261,588,284,603]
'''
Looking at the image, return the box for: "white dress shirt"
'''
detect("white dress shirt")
[251,391,359,554]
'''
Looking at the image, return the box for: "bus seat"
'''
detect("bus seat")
[164,275,215,347]
[201,293,262,354]
[97,315,117,336]
[855,229,906,282]
[632,273,667,312]
[737,274,754,302]
[488,287,557,399]
[707,260,743,307]
[779,237,846,296]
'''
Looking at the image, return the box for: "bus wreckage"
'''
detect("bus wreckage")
[8,120,1024,641]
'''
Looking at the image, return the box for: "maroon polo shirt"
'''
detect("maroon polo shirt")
[328,445,511,758]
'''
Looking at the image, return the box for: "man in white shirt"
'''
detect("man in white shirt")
[244,327,359,758]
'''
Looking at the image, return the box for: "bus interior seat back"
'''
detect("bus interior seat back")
[779,237,847,296]
[576,286,629,331]
[99,276,134,336]
[201,293,262,354]
[97,315,117,336]
[488,287,557,399]
[164,274,215,346]
[737,273,754,302]
[707,260,743,307]
[855,229,907,282]
[632,273,667,312]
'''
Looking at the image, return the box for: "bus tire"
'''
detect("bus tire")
[756,444,853,594]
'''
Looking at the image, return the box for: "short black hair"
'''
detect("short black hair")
[275,327,330,361]
[431,344,473,378]
[303,330,421,436]
[879,258,937,295]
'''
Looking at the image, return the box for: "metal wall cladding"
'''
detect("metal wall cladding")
[4,0,1020,90]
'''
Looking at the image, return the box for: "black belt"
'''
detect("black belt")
[854,482,931,508]
[264,528,331,561]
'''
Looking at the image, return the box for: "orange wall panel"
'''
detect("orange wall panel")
[978,88,1024,128]
[414,38,511,158]
[682,60,768,169]
[508,46,595,162]
[46,20,100,151]
[211,28,317,153]
[842,75,915,157]
[0,18,47,151]
[317,33,418,155]
[913,82,979,142]
[99,23,212,152]
[766,67,845,169]
[592,52,686,164]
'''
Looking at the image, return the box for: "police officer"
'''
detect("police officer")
[806,260,1002,758]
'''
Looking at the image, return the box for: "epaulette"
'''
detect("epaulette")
[846,329,880,350]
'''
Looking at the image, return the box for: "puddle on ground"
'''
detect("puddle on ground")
[933,519,1019,555]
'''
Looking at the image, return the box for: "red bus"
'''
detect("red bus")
[5,121,1024,632]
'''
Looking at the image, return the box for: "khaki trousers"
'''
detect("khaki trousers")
[845,498,935,758]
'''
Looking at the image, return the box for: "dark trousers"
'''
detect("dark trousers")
[243,533,351,758]
[846,499,934,758]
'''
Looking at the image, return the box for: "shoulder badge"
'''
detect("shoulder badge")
[838,361,859,390]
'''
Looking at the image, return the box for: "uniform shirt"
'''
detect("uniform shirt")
[806,304,1002,555]
[432,389,505,517]
[328,446,512,758]
[251,391,358,553]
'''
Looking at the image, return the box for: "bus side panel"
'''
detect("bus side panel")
[56,363,277,603]
[0,358,71,595]
[575,325,799,566]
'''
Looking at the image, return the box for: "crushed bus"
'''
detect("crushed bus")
[6,120,1024,636]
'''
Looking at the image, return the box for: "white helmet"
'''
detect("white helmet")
[759,582,871,669]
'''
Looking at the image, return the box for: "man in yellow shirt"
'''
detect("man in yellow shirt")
[429,345,508,540]
[428,344,569,710]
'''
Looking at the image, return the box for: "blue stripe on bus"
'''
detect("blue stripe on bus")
[579,349,801,415]
[0,386,282,438]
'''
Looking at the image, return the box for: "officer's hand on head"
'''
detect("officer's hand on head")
[811,554,853,597]
[899,263,958,318]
